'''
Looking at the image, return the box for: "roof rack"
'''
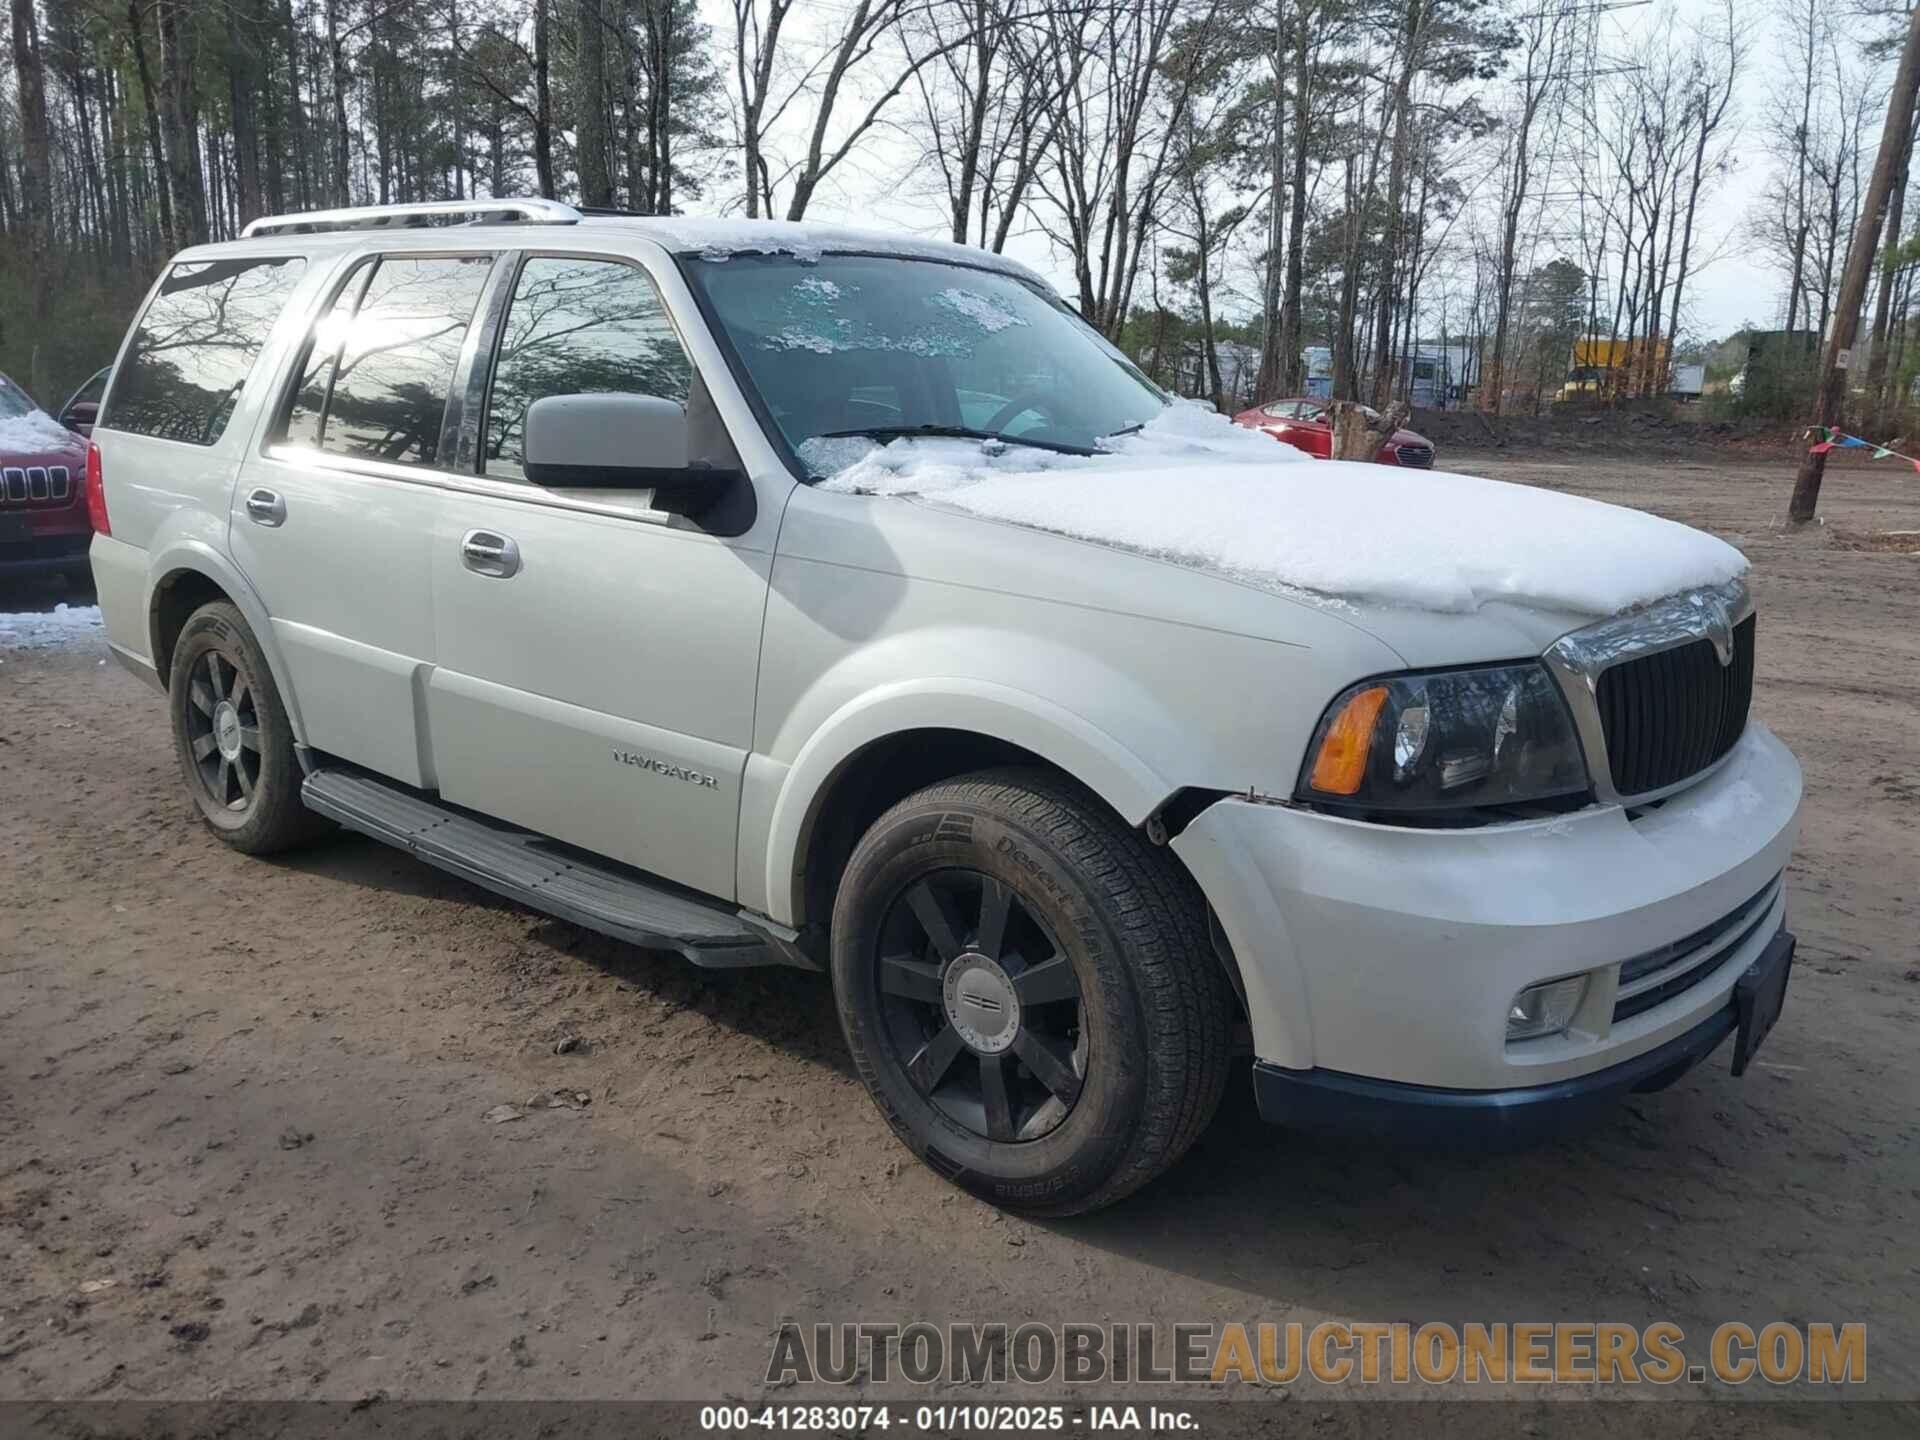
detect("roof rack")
[241,198,582,239]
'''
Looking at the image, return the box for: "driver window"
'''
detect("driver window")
[483,256,693,481]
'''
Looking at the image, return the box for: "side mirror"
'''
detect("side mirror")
[63,401,98,436]
[523,393,735,493]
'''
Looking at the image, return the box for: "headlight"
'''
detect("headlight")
[1298,663,1588,813]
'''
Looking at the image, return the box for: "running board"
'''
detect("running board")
[301,767,806,970]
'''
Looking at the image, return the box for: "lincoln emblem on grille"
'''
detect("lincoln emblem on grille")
[1703,597,1736,668]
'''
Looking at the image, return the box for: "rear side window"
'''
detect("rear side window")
[104,257,306,445]
[483,256,692,480]
[283,254,492,468]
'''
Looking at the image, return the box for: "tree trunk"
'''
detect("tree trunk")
[227,0,265,226]
[575,0,612,205]
[1785,4,1816,336]
[1253,1,1288,401]
[1278,12,1310,393]
[126,1,176,247]
[1367,0,1422,409]
[1328,399,1407,460]
[1865,97,1919,416]
[532,0,556,197]
[9,0,54,389]
[325,0,352,203]
[157,0,207,242]
[1790,2,1920,523]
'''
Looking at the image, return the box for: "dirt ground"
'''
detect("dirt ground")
[2,451,1917,1425]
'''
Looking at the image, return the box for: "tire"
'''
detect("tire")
[168,600,329,854]
[830,767,1234,1216]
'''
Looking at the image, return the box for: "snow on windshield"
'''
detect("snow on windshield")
[816,404,1747,617]
[931,288,1026,333]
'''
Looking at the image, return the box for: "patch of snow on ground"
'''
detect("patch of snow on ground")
[819,404,1747,616]
[0,410,79,452]
[0,603,105,652]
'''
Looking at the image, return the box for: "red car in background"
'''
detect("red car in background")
[1232,397,1436,468]
[0,370,95,585]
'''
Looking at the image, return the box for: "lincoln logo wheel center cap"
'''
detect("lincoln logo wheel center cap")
[942,953,1021,1055]
[212,701,243,762]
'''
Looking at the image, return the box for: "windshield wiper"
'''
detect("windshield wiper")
[813,424,1093,456]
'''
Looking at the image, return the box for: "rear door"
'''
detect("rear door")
[231,249,498,787]
[424,251,772,900]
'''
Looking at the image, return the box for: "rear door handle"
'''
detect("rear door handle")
[244,488,286,527]
[461,529,520,578]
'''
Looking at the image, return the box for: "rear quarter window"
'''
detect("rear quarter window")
[104,256,306,446]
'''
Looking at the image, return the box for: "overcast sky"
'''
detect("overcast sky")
[696,0,1873,344]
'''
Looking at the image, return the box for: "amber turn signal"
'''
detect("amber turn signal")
[1307,685,1388,795]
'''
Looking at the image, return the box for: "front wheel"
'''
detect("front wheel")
[831,768,1234,1215]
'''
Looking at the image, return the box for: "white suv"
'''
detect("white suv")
[87,200,1801,1214]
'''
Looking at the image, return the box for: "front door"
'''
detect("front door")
[233,250,497,788]
[425,253,771,900]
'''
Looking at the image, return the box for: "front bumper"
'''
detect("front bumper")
[1253,927,1792,1147]
[0,528,90,575]
[1172,723,1801,1097]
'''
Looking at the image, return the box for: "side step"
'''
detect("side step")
[301,767,803,970]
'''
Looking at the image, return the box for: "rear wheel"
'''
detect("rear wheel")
[831,768,1234,1215]
[168,601,328,854]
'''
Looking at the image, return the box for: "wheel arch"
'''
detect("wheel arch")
[762,681,1172,934]
[145,542,307,743]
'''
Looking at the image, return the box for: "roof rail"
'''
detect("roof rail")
[241,198,582,239]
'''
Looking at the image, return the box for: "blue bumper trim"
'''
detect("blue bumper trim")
[1250,935,1792,1149]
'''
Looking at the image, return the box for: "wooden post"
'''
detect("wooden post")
[1789,3,1920,523]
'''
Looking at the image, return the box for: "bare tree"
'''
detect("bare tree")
[1485,0,1575,414]
[1791,0,1920,521]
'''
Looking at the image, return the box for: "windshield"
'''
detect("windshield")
[0,375,37,420]
[682,253,1167,476]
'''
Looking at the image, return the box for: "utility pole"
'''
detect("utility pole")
[1789,2,1920,523]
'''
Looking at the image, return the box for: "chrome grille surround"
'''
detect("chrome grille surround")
[1542,577,1754,806]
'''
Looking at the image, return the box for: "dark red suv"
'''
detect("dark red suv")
[0,371,94,584]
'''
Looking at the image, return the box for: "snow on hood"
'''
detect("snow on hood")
[0,409,82,456]
[815,403,1748,617]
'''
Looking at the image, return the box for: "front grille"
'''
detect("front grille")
[1395,445,1435,468]
[1,464,71,504]
[1612,873,1781,1022]
[1595,614,1754,796]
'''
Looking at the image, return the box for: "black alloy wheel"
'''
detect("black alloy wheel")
[873,869,1087,1144]
[181,646,264,814]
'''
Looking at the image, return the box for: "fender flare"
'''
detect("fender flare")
[146,538,308,745]
[761,678,1171,927]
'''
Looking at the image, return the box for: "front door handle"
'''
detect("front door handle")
[461,529,520,578]
[244,488,286,527]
